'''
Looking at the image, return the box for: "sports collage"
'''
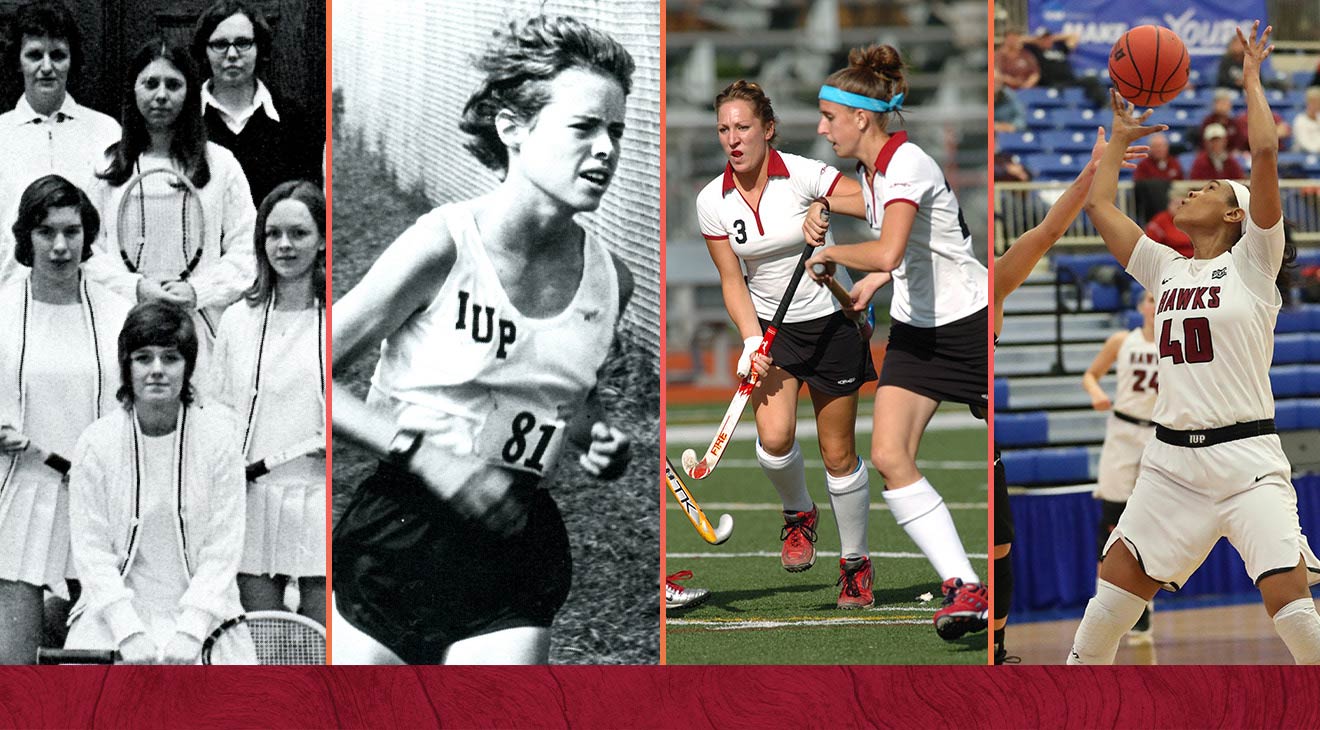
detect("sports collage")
[2,0,1320,725]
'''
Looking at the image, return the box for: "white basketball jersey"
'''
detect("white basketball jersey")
[1125,218,1283,431]
[857,131,987,328]
[1112,328,1159,420]
[696,149,844,323]
[370,202,619,478]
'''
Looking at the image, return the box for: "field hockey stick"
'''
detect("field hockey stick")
[810,263,874,342]
[37,611,326,665]
[681,242,815,480]
[246,435,325,482]
[664,458,733,544]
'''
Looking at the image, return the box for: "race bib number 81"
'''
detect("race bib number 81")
[475,402,566,477]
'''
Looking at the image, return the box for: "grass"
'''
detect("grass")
[331,134,659,664]
[665,402,989,665]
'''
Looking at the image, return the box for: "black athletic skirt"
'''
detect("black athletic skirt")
[759,310,877,396]
[333,461,572,664]
[879,307,988,408]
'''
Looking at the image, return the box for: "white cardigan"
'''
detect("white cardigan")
[67,403,245,645]
[0,274,130,519]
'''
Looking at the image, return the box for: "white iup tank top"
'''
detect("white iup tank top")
[369,202,620,479]
[1112,328,1159,420]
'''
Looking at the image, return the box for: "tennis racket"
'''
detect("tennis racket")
[0,429,71,476]
[245,435,325,482]
[116,167,207,281]
[35,611,326,665]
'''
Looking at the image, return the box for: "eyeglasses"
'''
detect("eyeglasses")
[206,37,255,54]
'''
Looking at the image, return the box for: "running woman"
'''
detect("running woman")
[696,80,877,608]
[802,44,988,639]
[331,16,635,665]
[213,181,325,625]
[0,176,130,664]
[1070,22,1320,665]
[1081,291,1159,645]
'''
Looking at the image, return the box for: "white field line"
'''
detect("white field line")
[666,502,984,512]
[667,410,984,442]
[673,457,984,471]
[666,550,990,560]
[667,616,932,630]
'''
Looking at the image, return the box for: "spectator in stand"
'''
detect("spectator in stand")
[1295,88,1320,154]
[994,143,1031,182]
[995,29,1039,90]
[1026,29,1106,106]
[1143,191,1194,258]
[1189,123,1245,180]
[994,75,1026,133]
[1197,89,1246,152]
[1235,103,1291,153]
[1215,34,1247,90]
[1133,133,1183,182]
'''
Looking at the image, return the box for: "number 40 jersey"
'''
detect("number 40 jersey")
[1125,217,1284,432]
[368,201,620,480]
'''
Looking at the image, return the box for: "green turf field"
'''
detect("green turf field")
[666,402,989,665]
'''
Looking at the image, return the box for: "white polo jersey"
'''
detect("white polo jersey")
[1126,217,1283,431]
[696,149,844,324]
[1113,328,1159,419]
[369,202,619,479]
[858,131,987,328]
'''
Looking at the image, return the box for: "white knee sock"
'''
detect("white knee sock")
[756,439,811,513]
[1067,579,1148,665]
[826,458,870,559]
[1272,598,1320,665]
[883,477,978,583]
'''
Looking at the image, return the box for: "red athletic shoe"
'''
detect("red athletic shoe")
[779,505,818,572]
[836,556,875,609]
[933,578,989,641]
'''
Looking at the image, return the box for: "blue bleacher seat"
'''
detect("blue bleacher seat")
[1276,307,1310,334]
[1294,71,1316,90]
[1304,366,1320,397]
[1039,130,1095,154]
[996,412,1048,447]
[1271,366,1304,398]
[1296,250,1320,269]
[994,378,1010,409]
[1277,400,1299,431]
[1034,448,1091,484]
[1017,87,1066,108]
[1178,152,1198,176]
[1045,107,1101,130]
[1274,334,1307,364]
[1059,87,1087,107]
[1001,450,1036,484]
[998,131,1037,155]
[1308,333,1320,362]
[1091,283,1120,311]
[1024,153,1083,181]
[1296,400,1320,430]
[1123,310,1142,329]
[1169,88,1204,109]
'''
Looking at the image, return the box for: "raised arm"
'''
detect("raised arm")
[1239,21,1282,229]
[995,127,1147,333]
[1081,330,1125,411]
[1084,90,1167,268]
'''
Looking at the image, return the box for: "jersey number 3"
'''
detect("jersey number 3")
[1159,317,1214,364]
[732,219,748,244]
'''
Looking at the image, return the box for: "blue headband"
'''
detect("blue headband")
[819,85,904,113]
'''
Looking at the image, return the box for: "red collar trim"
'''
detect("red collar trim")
[871,131,908,175]
[722,148,791,194]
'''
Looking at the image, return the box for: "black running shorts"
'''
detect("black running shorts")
[879,307,988,408]
[758,310,877,396]
[333,461,572,664]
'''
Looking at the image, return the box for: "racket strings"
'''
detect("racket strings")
[120,172,204,278]
[243,616,326,665]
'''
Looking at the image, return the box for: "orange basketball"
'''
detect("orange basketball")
[1108,25,1190,107]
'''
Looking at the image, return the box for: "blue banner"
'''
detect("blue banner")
[1027,1,1271,89]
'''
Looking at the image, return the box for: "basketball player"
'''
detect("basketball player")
[1082,291,1158,644]
[1070,22,1320,665]
[696,80,877,607]
[801,44,988,640]
[330,16,635,665]
[991,128,1147,664]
